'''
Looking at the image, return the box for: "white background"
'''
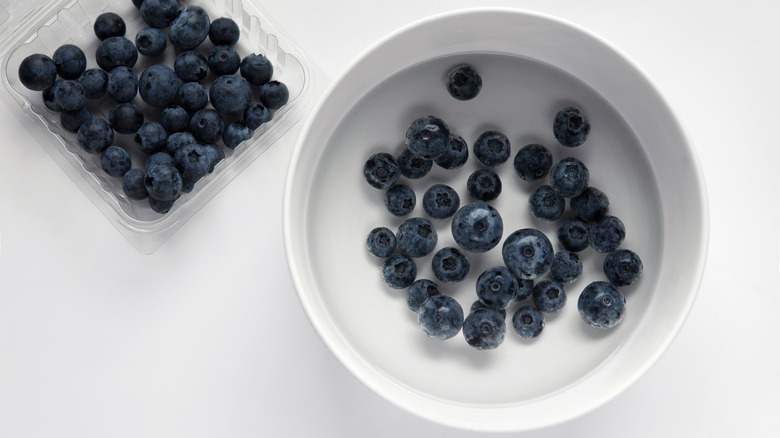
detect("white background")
[1,0,779,437]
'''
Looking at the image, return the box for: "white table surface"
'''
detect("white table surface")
[1,0,779,436]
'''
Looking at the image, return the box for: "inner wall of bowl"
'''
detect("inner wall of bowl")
[4,0,306,223]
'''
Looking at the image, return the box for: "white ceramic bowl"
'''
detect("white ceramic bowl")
[284,8,707,431]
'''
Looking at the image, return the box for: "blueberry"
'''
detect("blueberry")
[106,66,138,103]
[243,103,273,130]
[502,228,554,280]
[528,184,565,221]
[77,116,114,154]
[95,37,138,71]
[381,254,417,289]
[422,184,459,220]
[407,279,440,312]
[134,121,167,154]
[174,50,209,82]
[149,196,177,214]
[463,308,505,350]
[135,27,167,57]
[210,75,253,115]
[473,130,510,167]
[367,226,396,258]
[550,250,583,283]
[578,281,626,329]
[208,45,241,76]
[139,64,182,108]
[53,80,85,111]
[514,143,553,182]
[589,215,626,253]
[42,82,62,112]
[603,249,643,287]
[176,81,208,113]
[93,12,126,41]
[189,108,224,144]
[259,80,289,110]
[122,168,148,200]
[144,163,183,202]
[553,106,590,147]
[431,247,470,283]
[467,168,501,201]
[417,295,463,340]
[140,0,180,28]
[210,17,240,45]
[512,306,544,339]
[363,152,400,190]
[556,218,590,252]
[240,53,273,86]
[571,186,610,222]
[532,279,567,313]
[434,134,468,169]
[514,278,534,302]
[52,44,86,80]
[396,149,432,179]
[550,157,589,198]
[470,300,506,319]
[18,54,57,91]
[174,143,211,192]
[145,151,175,169]
[108,102,144,134]
[384,184,416,217]
[201,144,224,172]
[405,116,450,160]
[161,106,191,133]
[446,64,482,101]
[476,266,518,309]
[60,107,92,133]
[166,131,197,156]
[451,202,503,253]
[168,6,211,51]
[396,217,437,258]
[223,122,252,149]
[78,69,108,99]
[101,145,132,177]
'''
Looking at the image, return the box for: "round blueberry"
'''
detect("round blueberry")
[578,281,626,329]
[135,27,167,57]
[512,306,544,339]
[210,75,253,115]
[550,250,583,283]
[384,184,416,217]
[417,295,463,340]
[138,64,182,108]
[396,149,432,180]
[463,308,505,350]
[422,184,459,220]
[243,103,272,130]
[502,228,554,280]
[161,106,191,133]
[532,279,567,313]
[467,168,502,201]
[514,143,553,182]
[101,145,132,177]
[106,66,138,103]
[473,130,510,167]
[144,163,183,202]
[405,116,450,160]
[77,116,114,154]
[60,107,92,133]
[168,5,211,51]
[108,102,144,134]
[603,249,643,287]
[176,81,209,113]
[189,108,224,144]
[122,168,148,200]
[396,217,437,258]
[554,106,591,147]
[367,226,396,258]
[78,68,108,99]
[259,80,289,110]
[222,122,252,149]
[174,143,211,192]
[589,215,626,253]
[208,45,241,76]
[550,157,589,198]
[476,266,518,309]
[174,51,209,82]
[381,254,417,289]
[431,247,470,284]
[571,186,610,222]
[434,134,468,170]
[450,202,503,253]
[529,184,565,221]
[53,80,85,111]
[134,121,168,154]
[557,218,590,252]
[140,0,180,29]
[407,279,440,312]
[93,12,126,41]
[209,17,240,45]
[52,44,86,80]
[18,53,57,91]
[240,53,273,85]
[95,37,138,71]
[363,152,400,190]
[446,64,482,101]
[201,143,224,172]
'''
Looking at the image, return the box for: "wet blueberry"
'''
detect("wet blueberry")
[19,53,57,91]
[93,12,126,41]
[446,64,482,101]
[553,106,590,147]
[367,226,396,258]
[189,108,224,144]
[209,17,240,46]
[422,184,459,220]
[363,152,400,190]
[138,64,182,108]
[550,250,583,283]
[223,122,252,149]
[208,45,241,76]
[95,37,138,71]
[396,149,432,179]
[101,145,132,177]
[140,0,180,29]
[134,121,167,154]
[396,217,437,258]
[557,218,590,252]
[135,27,167,57]
[528,184,565,221]
[174,50,209,82]
[434,134,468,170]
[512,306,544,339]
[407,279,440,312]
[122,168,148,200]
[210,75,253,115]
[466,168,502,201]
[243,102,272,130]
[532,279,567,313]
[578,281,626,329]
[52,44,86,80]
[473,130,510,167]
[417,295,463,340]
[463,308,505,350]
[382,254,417,289]
[514,143,553,182]
[603,249,643,287]
[240,53,273,85]
[550,157,589,198]
[78,68,108,99]
[405,116,450,160]
[571,186,610,222]
[108,102,144,134]
[589,215,626,253]
[77,116,114,154]
[431,247,470,283]
[502,228,554,280]
[259,80,289,110]
[451,202,503,253]
[106,66,138,103]
[168,5,211,51]
[476,266,518,309]
[384,184,416,216]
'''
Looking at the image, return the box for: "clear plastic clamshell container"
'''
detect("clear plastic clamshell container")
[0,0,316,253]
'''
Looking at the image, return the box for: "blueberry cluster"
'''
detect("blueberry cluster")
[17,1,288,215]
[363,64,645,349]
